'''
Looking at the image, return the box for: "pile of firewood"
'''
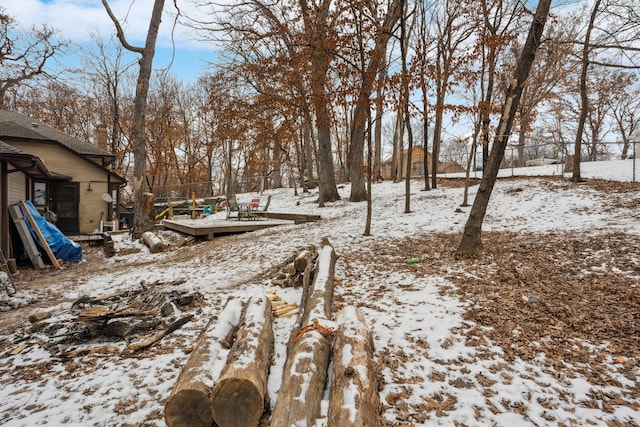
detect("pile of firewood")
[164,239,380,427]
[24,279,203,358]
[265,290,298,318]
[269,246,316,287]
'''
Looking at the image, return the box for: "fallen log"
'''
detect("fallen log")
[141,231,167,253]
[210,295,273,427]
[28,310,53,324]
[124,314,193,353]
[164,299,244,427]
[271,238,337,427]
[328,306,379,427]
[75,307,158,322]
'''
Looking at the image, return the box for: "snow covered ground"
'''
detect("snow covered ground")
[0,158,639,426]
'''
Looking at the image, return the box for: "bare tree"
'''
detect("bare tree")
[570,0,640,181]
[81,34,136,175]
[608,72,640,158]
[429,0,475,189]
[192,0,339,203]
[584,67,615,161]
[456,0,553,259]
[347,0,402,202]
[102,0,167,237]
[399,0,415,213]
[572,0,602,182]
[414,0,436,192]
[514,20,577,167]
[0,7,67,108]
[477,0,523,171]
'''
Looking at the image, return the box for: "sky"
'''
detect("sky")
[4,0,218,83]
[0,159,639,426]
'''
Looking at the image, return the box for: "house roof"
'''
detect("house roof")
[0,140,70,180]
[0,110,115,164]
[0,110,125,184]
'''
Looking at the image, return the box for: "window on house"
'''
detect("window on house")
[34,182,47,206]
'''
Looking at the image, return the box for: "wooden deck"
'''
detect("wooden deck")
[264,212,321,224]
[162,217,296,238]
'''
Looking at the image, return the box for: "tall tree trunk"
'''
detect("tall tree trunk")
[480,50,496,171]
[349,94,371,201]
[300,0,339,203]
[422,113,430,190]
[431,89,444,189]
[304,118,313,191]
[102,0,165,238]
[348,0,402,201]
[517,123,527,167]
[456,0,552,259]
[226,139,233,194]
[374,62,386,182]
[316,105,340,203]
[391,106,403,182]
[461,120,481,207]
[364,112,373,236]
[573,0,602,182]
[416,0,431,192]
[404,117,414,213]
[400,0,413,213]
[271,146,283,189]
[419,51,430,191]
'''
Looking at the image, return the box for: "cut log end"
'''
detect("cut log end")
[165,389,212,427]
[211,378,264,427]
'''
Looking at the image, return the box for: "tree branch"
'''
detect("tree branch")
[589,60,640,69]
[588,43,640,53]
[101,0,144,54]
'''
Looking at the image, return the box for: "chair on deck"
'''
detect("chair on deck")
[246,198,261,220]
[226,194,243,220]
[253,195,272,218]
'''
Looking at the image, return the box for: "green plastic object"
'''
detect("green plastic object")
[405,257,421,265]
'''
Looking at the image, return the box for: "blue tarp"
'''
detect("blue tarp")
[20,200,83,264]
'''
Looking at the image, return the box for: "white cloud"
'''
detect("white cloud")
[4,0,219,81]
[4,0,212,51]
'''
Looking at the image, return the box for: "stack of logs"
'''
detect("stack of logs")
[266,290,298,318]
[269,246,316,288]
[164,238,380,427]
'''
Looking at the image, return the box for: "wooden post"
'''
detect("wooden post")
[8,204,46,269]
[167,197,173,220]
[18,201,61,269]
[191,192,197,219]
[143,192,155,224]
[7,258,17,275]
[328,306,379,426]
[210,295,274,427]
[271,238,337,427]
[164,299,244,427]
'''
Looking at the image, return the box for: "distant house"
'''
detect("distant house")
[0,110,126,257]
[382,146,465,180]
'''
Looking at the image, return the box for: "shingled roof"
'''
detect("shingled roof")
[0,110,115,165]
[0,139,69,180]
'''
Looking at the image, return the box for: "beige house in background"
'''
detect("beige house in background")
[382,146,465,180]
[0,110,126,258]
